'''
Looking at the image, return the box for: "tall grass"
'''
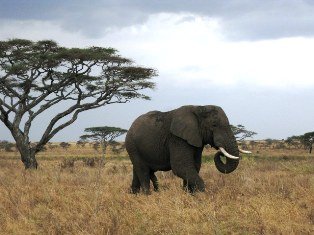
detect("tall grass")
[0,153,313,234]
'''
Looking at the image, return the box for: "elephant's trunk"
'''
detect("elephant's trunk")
[214,151,239,174]
[213,134,240,174]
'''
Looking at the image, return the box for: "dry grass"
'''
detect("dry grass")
[0,142,127,160]
[0,150,313,234]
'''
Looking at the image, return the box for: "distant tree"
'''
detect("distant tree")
[47,142,57,150]
[275,142,286,149]
[286,132,314,153]
[299,132,314,154]
[284,137,293,149]
[0,39,156,169]
[231,124,257,141]
[80,126,127,163]
[0,140,15,152]
[76,140,86,147]
[109,141,126,155]
[60,142,70,150]
[285,136,301,149]
[249,140,257,150]
[265,138,274,149]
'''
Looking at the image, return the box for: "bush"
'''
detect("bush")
[76,140,87,147]
[60,142,71,149]
[110,141,126,154]
[82,157,105,167]
[60,158,75,169]
[82,157,96,167]
[0,141,15,152]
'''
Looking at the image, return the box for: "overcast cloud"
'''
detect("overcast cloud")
[2,0,314,39]
[0,1,313,141]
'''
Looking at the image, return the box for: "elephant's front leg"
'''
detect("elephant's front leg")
[174,164,205,193]
[169,138,205,192]
[182,179,193,192]
[150,172,159,192]
[183,149,203,191]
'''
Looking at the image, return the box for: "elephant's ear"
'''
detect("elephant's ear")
[170,111,202,147]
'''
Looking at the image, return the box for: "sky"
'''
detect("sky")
[0,0,314,141]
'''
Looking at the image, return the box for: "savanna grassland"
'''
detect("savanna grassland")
[0,143,313,234]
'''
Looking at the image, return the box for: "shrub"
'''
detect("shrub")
[60,158,75,169]
[60,142,71,149]
[82,157,105,167]
[0,140,15,152]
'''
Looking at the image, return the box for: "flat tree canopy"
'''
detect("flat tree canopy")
[231,124,257,141]
[80,126,127,162]
[286,131,314,153]
[0,39,157,168]
[80,126,128,143]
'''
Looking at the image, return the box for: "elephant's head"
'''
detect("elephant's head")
[170,105,250,174]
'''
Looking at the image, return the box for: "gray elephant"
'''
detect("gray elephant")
[125,105,250,194]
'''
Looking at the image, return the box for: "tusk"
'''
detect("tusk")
[218,147,240,159]
[239,148,252,154]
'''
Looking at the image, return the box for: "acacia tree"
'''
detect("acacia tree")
[285,136,301,149]
[80,126,127,163]
[230,124,257,141]
[0,39,156,169]
[265,138,274,149]
[299,132,314,154]
[286,132,314,153]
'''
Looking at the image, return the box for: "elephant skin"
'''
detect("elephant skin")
[125,105,240,194]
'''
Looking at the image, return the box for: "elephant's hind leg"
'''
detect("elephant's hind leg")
[127,143,150,194]
[150,172,159,191]
[131,168,141,194]
[130,163,151,194]
[131,160,151,194]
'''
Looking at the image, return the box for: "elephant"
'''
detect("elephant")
[125,105,251,194]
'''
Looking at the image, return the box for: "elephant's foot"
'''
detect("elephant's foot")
[129,186,151,195]
[150,172,159,192]
[141,187,151,195]
[187,184,205,193]
[130,186,140,194]
[153,187,159,192]
[182,179,205,193]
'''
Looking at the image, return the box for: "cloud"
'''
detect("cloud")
[1,1,314,40]
[1,10,314,141]
[1,13,314,90]
[99,13,314,89]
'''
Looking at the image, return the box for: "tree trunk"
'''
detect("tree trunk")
[100,141,107,166]
[10,125,38,169]
[20,148,38,169]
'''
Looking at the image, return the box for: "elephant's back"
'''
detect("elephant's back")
[129,110,169,138]
[126,110,171,166]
